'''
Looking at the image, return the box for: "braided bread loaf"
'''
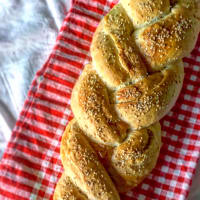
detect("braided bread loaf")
[54,0,200,199]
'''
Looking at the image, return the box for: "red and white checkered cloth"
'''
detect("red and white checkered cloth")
[0,0,200,199]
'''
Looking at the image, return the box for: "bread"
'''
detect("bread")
[54,0,200,199]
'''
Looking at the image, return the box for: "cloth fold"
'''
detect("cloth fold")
[0,0,70,158]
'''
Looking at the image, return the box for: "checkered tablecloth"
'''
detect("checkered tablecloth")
[0,0,200,199]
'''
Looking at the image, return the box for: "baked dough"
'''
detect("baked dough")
[54,0,200,199]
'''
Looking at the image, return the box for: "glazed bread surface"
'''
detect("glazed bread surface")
[54,0,200,199]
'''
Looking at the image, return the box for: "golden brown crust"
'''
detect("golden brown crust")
[135,0,200,71]
[54,0,200,199]
[72,61,184,131]
[60,120,120,200]
[110,122,161,192]
[92,0,200,74]
[53,172,88,200]
[115,60,184,129]
[88,122,161,193]
[91,4,148,88]
[56,119,161,197]
[91,21,129,88]
[71,64,127,145]
[120,0,170,28]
